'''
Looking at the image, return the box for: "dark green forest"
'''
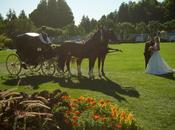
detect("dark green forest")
[0,0,175,48]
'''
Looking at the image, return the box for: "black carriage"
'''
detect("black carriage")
[6,33,57,76]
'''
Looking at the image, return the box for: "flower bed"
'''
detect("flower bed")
[54,95,141,130]
[0,89,141,130]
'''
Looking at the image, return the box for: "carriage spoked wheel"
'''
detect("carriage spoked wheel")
[6,54,22,75]
[41,60,55,76]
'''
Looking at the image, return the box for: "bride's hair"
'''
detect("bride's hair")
[154,36,160,43]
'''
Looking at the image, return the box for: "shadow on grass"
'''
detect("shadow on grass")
[3,75,140,102]
[154,73,175,80]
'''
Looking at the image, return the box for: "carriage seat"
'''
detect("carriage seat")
[25,32,51,44]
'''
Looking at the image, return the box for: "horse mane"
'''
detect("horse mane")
[84,29,100,44]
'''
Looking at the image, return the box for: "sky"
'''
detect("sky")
[0,0,163,25]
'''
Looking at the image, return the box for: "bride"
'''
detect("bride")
[145,36,174,75]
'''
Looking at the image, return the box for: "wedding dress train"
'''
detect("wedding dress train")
[145,51,173,75]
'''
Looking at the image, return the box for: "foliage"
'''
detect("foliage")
[55,96,141,130]
[111,0,165,23]
[0,89,67,130]
[135,22,147,34]
[37,26,63,36]
[63,23,80,36]
[79,16,97,35]
[163,19,175,31]
[2,9,35,39]
[0,34,12,49]
[147,21,162,36]
[163,0,175,21]
[0,89,141,130]
[29,0,74,28]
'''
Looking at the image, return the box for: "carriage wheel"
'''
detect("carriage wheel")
[28,64,41,72]
[41,60,55,76]
[6,54,22,75]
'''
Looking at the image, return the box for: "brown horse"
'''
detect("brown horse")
[58,28,117,78]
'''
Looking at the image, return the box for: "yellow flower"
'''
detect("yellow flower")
[127,113,134,121]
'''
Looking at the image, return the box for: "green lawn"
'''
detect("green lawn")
[0,43,175,130]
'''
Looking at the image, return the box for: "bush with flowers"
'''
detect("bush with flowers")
[53,95,141,130]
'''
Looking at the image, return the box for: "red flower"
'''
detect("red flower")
[72,122,79,126]
[93,114,100,120]
[72,116,78,121]
[74,111,80,115]
[64,119,69,124]
[117,124,122,129]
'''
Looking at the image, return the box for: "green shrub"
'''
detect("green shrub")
[0,34,13,49]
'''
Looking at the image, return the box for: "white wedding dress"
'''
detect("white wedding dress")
[145,51,173,75]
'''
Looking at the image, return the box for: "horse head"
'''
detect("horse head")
[99,28,117,45]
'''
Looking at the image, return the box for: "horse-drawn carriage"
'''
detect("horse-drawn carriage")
[6,33,58,76]
[6,27,119,78]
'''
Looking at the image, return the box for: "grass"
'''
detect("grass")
[0,42,175,130]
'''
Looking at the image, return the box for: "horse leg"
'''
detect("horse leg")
[101,54,106,76]
[89,57,96,79]
[66,56,72,77]
[58,55,66,76]
[77,58,82,77]
[98,56,102,77]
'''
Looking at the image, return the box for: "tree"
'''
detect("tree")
[30,0,48,27]
[115,22,135,41]
[63,23,79,36]
[6,9,17,21]
[147,21,162,36]
[79,16,91,34]
[0,14,5,35]
[163,19,175,31]
[4,9,17,38]
[117,3,129,22]
[90,18,97,31]
[30,0,74,28]
[116,0,164,23]
[18,10,27,19]
[136,22,147,34]
[163,0,175,21]
[0,14,3,22]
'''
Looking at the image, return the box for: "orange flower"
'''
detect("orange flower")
[90,101,96,106]
[61,95,70,100]
[64,119,69,124]
[65,110,71,116]
[72,116,78,121]
[102,125,106,129]
[99,99,105,105]
[93,114,101,120]
[111,107,118,118]
[120,111,126,120]
[101,117,107,122]
[79,96,85,101]
[74,111,80,115]
[116,124,122,129]
[127,113,134,121]
[86,97,94,103]
[72,121,79,126]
